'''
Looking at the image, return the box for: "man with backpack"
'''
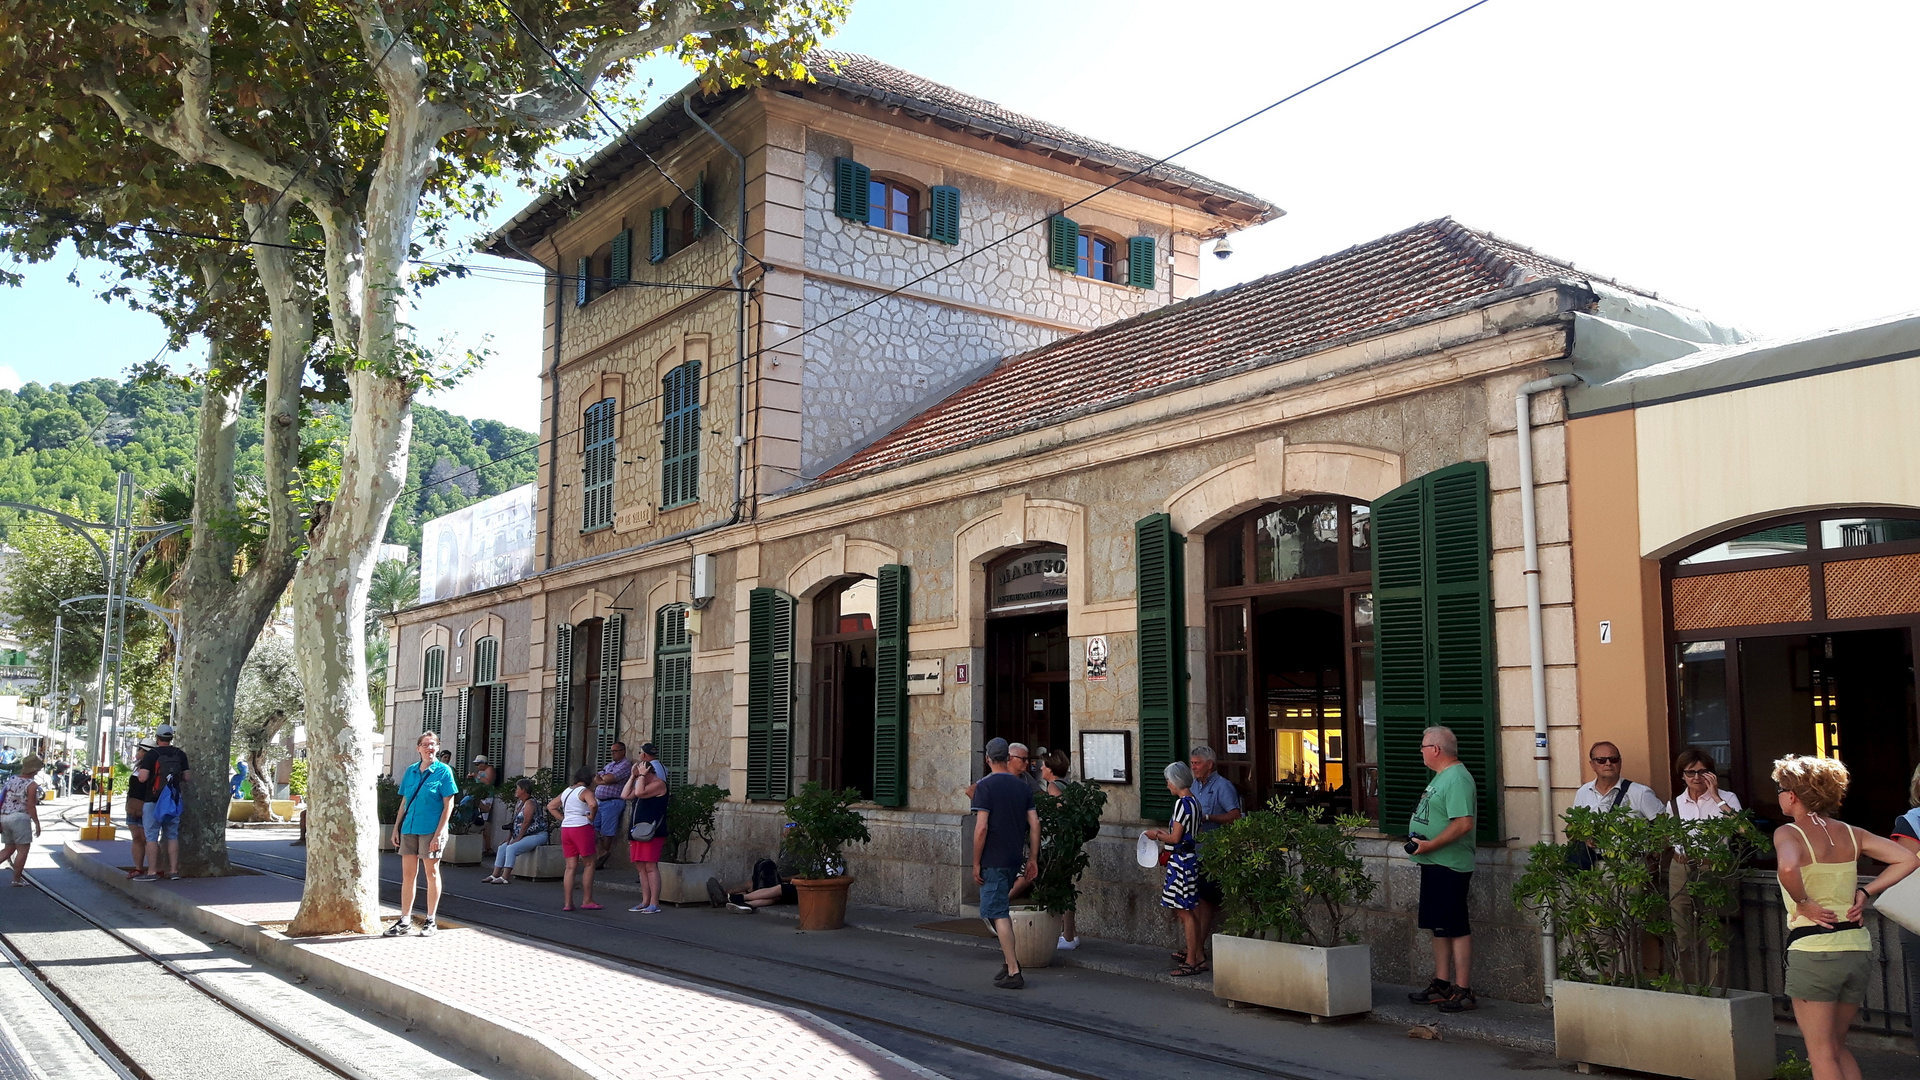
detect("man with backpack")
[133,725,191,881]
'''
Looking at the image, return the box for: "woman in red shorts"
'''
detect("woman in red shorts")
[547,767,600,911]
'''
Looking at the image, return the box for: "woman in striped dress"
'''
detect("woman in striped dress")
[1145,761,1203,975]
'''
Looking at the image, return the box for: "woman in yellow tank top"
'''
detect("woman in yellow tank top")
[1772,756,1918,1080]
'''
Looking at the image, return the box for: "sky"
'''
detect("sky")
[4,0,1919,432]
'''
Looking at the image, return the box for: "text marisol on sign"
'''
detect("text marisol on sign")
[989,546,1068,612]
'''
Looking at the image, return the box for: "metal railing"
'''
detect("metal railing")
[1729,871,1912,1036]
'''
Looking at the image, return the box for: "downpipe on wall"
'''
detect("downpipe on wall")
[1517,371,1580,997]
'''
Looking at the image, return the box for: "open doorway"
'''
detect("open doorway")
[810,577,877,798]
[984,547,1070,755]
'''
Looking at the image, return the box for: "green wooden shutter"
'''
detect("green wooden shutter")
[1135,513,1187,822]
[928,186,961,245]
[834,158,871,222]
[747,587,796,800]
[454,686,472,768]
[422,646,445,735]
[1049,215,1080,272]
[487,686,507,774]
[474,637,499,685]
[653,605,692,787]
[1373,480,1429,834]
[649,206,669,263]
[595,614,625,768]
[692,175,712,237]
[574,257,589,306]
[660,362,701,508]
[1373,461,1500,843]
[550,622,574,780]
[872,564,911,807]
[609,228,632,284]
[1127,236,1156,289]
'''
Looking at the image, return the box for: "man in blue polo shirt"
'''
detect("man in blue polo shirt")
[1189,746,1243,954]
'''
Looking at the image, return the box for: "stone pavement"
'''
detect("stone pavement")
[60,838,939,1080]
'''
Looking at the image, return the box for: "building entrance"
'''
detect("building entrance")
[1669,510,1920,834]
[983,546,1070,755]
[810,577,878,798]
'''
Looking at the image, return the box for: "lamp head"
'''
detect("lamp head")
[1212,235,1234,261]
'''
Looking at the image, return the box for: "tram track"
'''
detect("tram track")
[227,845,1359,1080]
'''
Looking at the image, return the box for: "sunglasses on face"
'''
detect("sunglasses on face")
[1683,769,1713,777]
[1590,756,1620,765]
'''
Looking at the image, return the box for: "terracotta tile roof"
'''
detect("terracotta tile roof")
[807,52,1275,220]
[816,218,1637,483]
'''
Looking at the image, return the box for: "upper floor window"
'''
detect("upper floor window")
[867,177,917,235]
[1077,232,1117,282]
[661,361,701,509]
[582,397,616,531]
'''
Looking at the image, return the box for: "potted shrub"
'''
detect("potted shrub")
[656,783,728,904]
[1011,780,1108,968]
[781,782,871,930]
[1199,800,1378,1019]
[439,782,487,865]
[1513,806,1772,1080]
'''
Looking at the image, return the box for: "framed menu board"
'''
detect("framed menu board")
[1080,730,1131,784]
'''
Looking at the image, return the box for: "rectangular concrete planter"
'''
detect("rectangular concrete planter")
[441,833,483,866]
[1552,980,1774,1080]
[659,861,715,905]
[1211,934,1372,1018]
[512,844,565,880]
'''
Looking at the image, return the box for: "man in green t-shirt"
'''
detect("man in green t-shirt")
[1405,725,1479,1013]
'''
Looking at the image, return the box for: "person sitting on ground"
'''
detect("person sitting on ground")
[484,779,550,884]
[1040,749,1083,952]
[1,755,44,887]
[718,878,798,911]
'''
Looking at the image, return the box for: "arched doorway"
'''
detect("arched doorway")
[810,577,878,798]
[1205,498,1376,816]
[984,546,1070,755]
[1667,509,1920,833]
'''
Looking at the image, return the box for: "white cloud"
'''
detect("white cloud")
[0,365,21,392]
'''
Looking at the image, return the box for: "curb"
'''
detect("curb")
[60,841,947,1080]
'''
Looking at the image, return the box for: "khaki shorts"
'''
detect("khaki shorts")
[1,813,31,846]
[397,833,444,859]
[1784,949,1871,1004]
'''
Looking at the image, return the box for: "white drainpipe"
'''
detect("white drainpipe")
[1517,371,1580,995]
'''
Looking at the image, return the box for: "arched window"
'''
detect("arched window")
[866,176,919,235]
[1204,498,1375,816]
[421,645,446,735]
[1076,231,1118,282]
[582,397,616,530]
[1665,508,1920,834]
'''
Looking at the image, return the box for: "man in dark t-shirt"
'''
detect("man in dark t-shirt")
[971,737,1038,990]
[133,726,191,881]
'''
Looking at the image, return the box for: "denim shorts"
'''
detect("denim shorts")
[978,866,1017,921]
[593,797,625,837]
[141,802,179,843]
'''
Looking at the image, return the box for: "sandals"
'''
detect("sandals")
[1170,961,1209,977]
[580,902,603,910]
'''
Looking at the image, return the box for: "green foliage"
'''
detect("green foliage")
[1512,806,1768,992]
[663,783,728,864]
[1198,800,1379,946]
[1032,781,1107,915]
[1773,1050,1812,1080]
[781,781,870,879]
[288,758,308,799]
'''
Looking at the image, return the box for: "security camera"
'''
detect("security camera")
[1212,236,1234,260]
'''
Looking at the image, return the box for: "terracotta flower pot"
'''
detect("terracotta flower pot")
[791,875,855,930]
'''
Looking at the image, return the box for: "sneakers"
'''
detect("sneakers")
[727,901,755,913]
[640,905,661,914]
[417,920,438,938]
[993,970,1026,990]
[1438,985,1477,1012]
[383,919,413,937]
[1407,978,1452,1005]
[133,874,159,882]
[706,877,727,908]
[1057,935,1079,951]
[630,903,649,912]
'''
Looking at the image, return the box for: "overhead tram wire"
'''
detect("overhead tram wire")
[391,0,1497,504]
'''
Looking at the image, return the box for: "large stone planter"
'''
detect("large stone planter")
[511,843,565,880]
[1211,934,1372,1019]
[379,824,398,852]
[659,861,715,905]
[792,876,854,930]
[1008,907,1062,969]
[1552,980,1774,1080]
[441,833,483,866]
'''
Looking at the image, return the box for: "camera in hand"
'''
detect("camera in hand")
[1404,833,1427,855]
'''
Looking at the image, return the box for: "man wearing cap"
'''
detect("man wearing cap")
[133,726,191,881]
[591,742,632,870]
[636,743,669,784]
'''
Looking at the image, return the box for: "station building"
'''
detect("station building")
[385,54,1916,1004]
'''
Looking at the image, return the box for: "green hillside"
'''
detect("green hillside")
[0,375,537,550]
